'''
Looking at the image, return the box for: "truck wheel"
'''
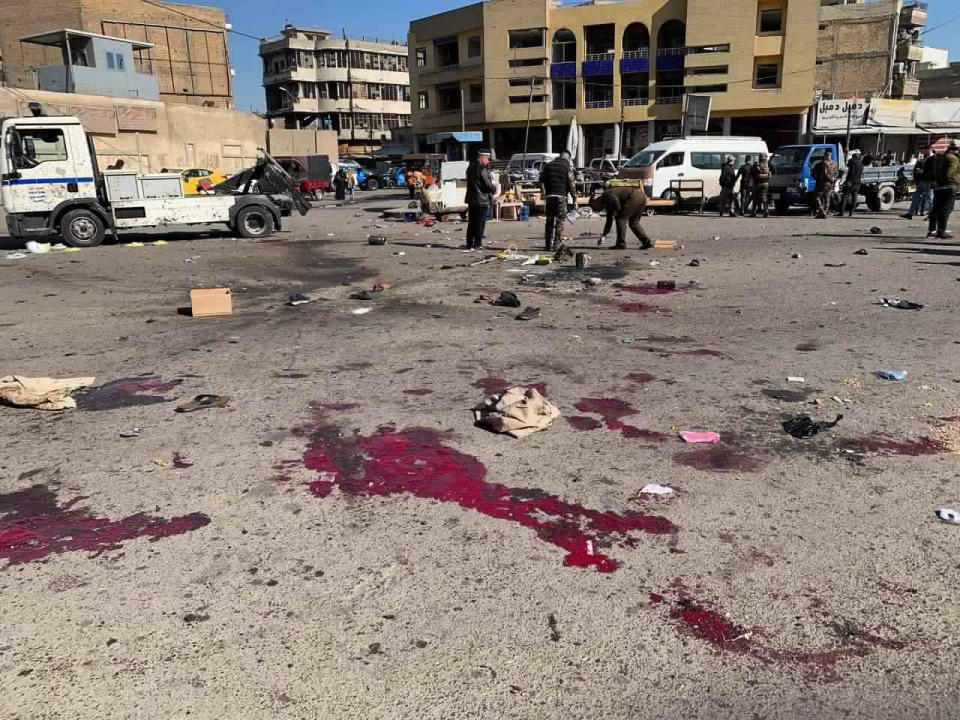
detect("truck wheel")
[234,205,275,239]
[313,189,324,201]
[774,199,791,215]
[366,178,380,191]
[60,209,105,248]
[866,192,882,213]
[876,186,896,211]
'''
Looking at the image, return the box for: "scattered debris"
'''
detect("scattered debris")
[350,290,374,301]
[119,428,143,439]
[782,414,844,439]
[516,307,541,321]
[870,227,882,235]
[640,484,674,496]
[154,458,170,467]
[368,235,387,246]
[936,508,960,525]
[575,252,590,268]
[175,395,230,413]
[190,288,232,317]
[792,253,802,259]
[182,255,201,264]
[875,370,908,382]
[831,396,853,405]
[584,277,603,287]
[880,298,924,311]
[657,280,677,290]
[0,375,95,411]
[25,241,50,254]
[172,452,194,469]
[854,249,869,256]
[680,431,721,444]
[492,291,521,308]
[654,240,678,250]
[5,252,27,260]
[688,259,701,267]
[649,260,661,267]
[288,293,314,306]
[351,307,373,315]
[824,263,847,268]
[373,283,391,292]
[473,386,561,439]
[787,377,806,384]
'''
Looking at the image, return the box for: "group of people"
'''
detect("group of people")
[902,142,959,240]
[718,154,772,218]
[332,168,358,202]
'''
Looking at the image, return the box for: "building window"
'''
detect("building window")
[418,91,429,110]
[508,58,545,68]
[686,65,728,76]
[688,84,727,93]
[758,8,784,35]
[552,29,577,63]
[106,52,125,71]
[754,60,781,88]
[553,79,576,110]
[509,28,545,49]
[469,83,483,104]
[468,36,482,58]
[437,84,462,112]
[435,38,459,68]
[508,77,543,87]
[416,47,427,67]
[687,44,730,55]
[509,94,546,104]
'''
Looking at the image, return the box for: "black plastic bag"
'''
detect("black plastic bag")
[782,414,844,439]
[492,291,521,308]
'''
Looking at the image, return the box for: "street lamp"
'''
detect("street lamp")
[277,86,299,128]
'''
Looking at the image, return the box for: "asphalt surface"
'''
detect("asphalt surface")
[2,190,959,719]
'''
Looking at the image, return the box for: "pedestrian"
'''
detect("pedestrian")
[465,148,495,250]
[540,151,578,251]
[750,153,771,217]
[737,155,754,216]
[718,156,737,217]
[930,141,959,240]
[346,170,357,202]
[902,149,933,220]
[837,150,863,218]
[925,150,943,239]
[333,168,347,201]
[812,150,838,219]
[589,185,653,250]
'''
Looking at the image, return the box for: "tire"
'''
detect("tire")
[774,199,791,215]
[645,206,655,217]
[59,208,105,248]
[366,178,380,191]
[866,192,882,213]
[234,205,275,239]
[876,185,896,212]
[660,189,677,201]
[312,189,324,201]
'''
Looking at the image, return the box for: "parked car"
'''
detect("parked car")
[179,168,229,195]
[507,152,558,182]
[336,159,369,188]
[619,136,769,202]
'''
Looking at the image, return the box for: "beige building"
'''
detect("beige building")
[260,26,411,153]
[0,0,234,108]
[409,0,819,162]
[817,0,927,100]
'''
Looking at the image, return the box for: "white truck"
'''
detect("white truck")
[2,115,307,247]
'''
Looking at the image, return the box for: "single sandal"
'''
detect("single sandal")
[176,395,230,413]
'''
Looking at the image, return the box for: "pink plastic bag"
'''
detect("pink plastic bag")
[680,431,721,444]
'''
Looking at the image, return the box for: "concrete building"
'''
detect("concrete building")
[816,0,927,100]
[919,46,949,72]
[409,0,819,163]
[918,62,960,99]
[0,0,233,108]
[260,25,411,153]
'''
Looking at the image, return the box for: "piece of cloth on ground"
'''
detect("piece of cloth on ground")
[0,375,96,410]
[473,386,561,438]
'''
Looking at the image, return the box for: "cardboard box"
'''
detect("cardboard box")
[190,288,232,317]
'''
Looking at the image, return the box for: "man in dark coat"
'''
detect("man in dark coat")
[930,142,959,240]
[736,155,754,216]
[540,151,578,251]
[812,150,839,219]
[589,185,652,250]
[718,156,737,217]
[333,168,347,201]
[465,149,496,250]
[837,151,864,218]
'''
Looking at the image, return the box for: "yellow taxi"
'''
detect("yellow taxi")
[179,168,228,195]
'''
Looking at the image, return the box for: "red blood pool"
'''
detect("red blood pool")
[614,283,680,295]
[573,398,667,441]
[670,604,753,652]
[838,434,949,456]
[566,416,603,432]
[673,445,762,472]
[619,302,651,314]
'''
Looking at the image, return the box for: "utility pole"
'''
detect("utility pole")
[521,80,534,173]
[617,100,626,168]
[460,87,466,133]
[844,101,853,156]
[344,29,355,143]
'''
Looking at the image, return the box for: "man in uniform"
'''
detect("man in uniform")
[751,153,771,218]
[465,149,496,250]
[812,150,838,219]
[930,141,959,240]
[589,185,653,250]
[736,155,754,216]
[540,151,578,251]
[718,156,737,217]
[837,150,863,218]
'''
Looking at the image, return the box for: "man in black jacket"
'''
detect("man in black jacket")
[540,151,578,251]
[465,149,496,250]
[589,185,652,250]
[718,156,737,217]
[837,151,863,218]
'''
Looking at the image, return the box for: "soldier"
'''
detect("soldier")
[751,153,771,218]
[812,150,838,219]
[540,151,578,251]
[930,141,959,240]
[837,150,863,218]
[589,185,653,250]
[736,155,755,216]
[718,156,737,217]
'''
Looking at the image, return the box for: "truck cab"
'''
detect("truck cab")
[769,143,845,214]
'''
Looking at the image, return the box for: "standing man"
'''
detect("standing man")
[812,150,838,219]
[837,150,863,218]
[465,149,496,250]
[751,153,771,218]
[737,155,755,216]
[902,149,932,220]
[540,151,578,251]
[590,185,653,250]
[718,156,737,217]
[930,142,959,240]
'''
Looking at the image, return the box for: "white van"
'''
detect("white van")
[619,137,769,201]
[508,152,559,181]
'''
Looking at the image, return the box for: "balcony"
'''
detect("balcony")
[892,76,920,97]
[621,49,650,73]
[896,43,924,63]
[656,91,684,105]
[551,62,576,79]
[585,99,614,109]
[583,53,615,76]
[656,47,688,72]
[622,97,649,107]
[900,2,927,28]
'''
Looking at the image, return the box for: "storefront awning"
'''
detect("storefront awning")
[426,131,483,145]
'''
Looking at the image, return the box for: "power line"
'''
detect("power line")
[920,12,960,38]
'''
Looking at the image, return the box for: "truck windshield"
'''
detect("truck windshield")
[770,147,808,173]
[624,150,664,169]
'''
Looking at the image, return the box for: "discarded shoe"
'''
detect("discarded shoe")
[288,294,314,306]
[492,291,521,308]
[368,235,387,246]
[175,395,230,413]
[782,414,843,439]
[688,259,701,267]
[880,298,924,310]
[350,290,374,301]
[656,280,676,290]
[870,227,882,235]
[516,306,541,321]
[854,249,869,255]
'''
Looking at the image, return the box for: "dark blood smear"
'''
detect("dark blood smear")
[626,372,657,385]
[403,389,434,396]
[302,411,675,572]
[638,346,727,358]
[614,283,680,296]
[566,416,603,432]
[619,302,651,314]
[573,398,667,441]
[674,445,762,472]
[0,485,209,566]
[320,403,360,411]
[838,434,950,456]
[472,377,548,397]
[75,377,182,411]
[172,453,194,469]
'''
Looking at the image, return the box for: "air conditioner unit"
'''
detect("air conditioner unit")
[893,62,906,77]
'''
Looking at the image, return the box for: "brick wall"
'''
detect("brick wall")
[0,0,83,90]
[817,0,897,97]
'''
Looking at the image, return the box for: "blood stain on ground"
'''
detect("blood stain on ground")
[172,453,194,469]
[837,434,950,456]
[763,388,814,402]
[319,403,360,412]
[472,377,548,397]
[674,445,763,472]
[566,416,604,432]
[403,389,434,396]
[0,485,209,566]
[573,399,667,441]
[75,377,182,411]
[614,283,681,296]
[640,335,694,344]
[638,346,727,358]
[626,372,657,385]
[301,408,675,572]
[619,302,652,314]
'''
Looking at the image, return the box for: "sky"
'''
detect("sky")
[215,0,960,113]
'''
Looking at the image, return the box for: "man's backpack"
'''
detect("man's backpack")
[754,161,770,183]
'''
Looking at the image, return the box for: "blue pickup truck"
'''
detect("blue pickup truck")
[769,143,905,214]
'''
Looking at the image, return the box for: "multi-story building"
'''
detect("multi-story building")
[409,0,819,162]
[817,0,927,101]
[0,0,234,108]
[260,25,411,153]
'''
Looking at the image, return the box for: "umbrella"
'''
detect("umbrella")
[566,117,579,159]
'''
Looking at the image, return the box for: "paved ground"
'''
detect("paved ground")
[2,190,959,719]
